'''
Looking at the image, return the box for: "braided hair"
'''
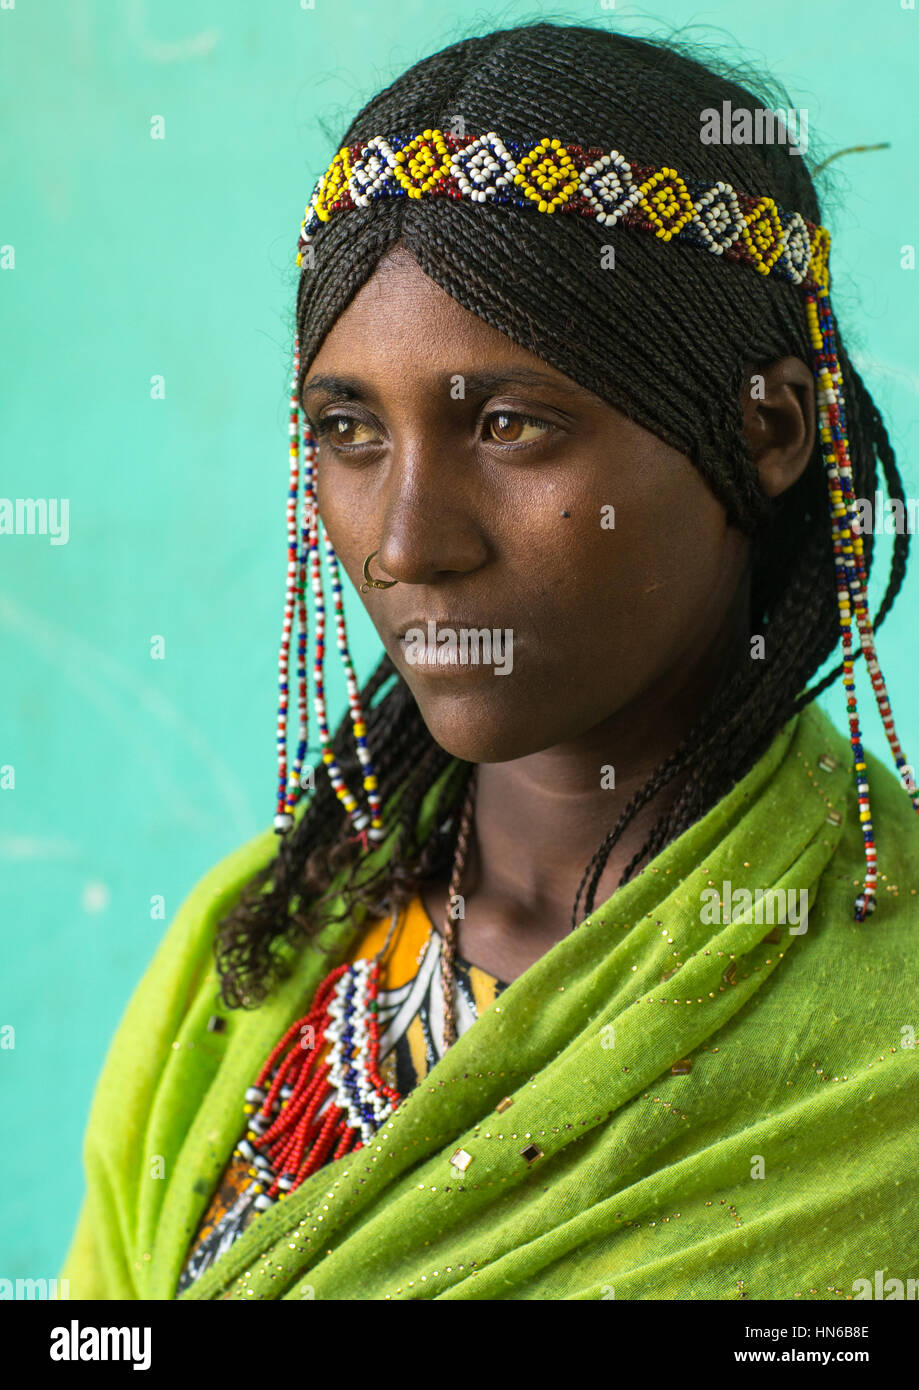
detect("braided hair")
[214,21,909,1007]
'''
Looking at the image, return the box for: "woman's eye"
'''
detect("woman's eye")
[317,415,380,446]
[314,410,550,447]
[485,412,550,444]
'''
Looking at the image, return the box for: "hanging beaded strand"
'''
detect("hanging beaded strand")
[275,333,386,844]
[807,290,876,916]
[806,284,919,918]
[274,339,310,833]
[322,528,385,842]
[303,398,385,846]
[815,291,918,807]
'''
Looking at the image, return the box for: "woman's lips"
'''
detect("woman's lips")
[397,637,468,671]
[395,619,516,677]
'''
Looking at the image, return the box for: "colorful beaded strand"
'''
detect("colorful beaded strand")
[275,337,385,842]
[807,289,919,918]
[304,435,369,839]
[282,364,312,821]
[321,526,385,842]
[818,293,919,807]
[274,340,304,833]
[807,294,877,917]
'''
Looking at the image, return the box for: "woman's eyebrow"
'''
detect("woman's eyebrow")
[302,374,367,400]
[302,367,597,401]
[459,367,594,397]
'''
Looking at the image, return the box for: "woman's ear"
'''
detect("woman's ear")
[739,357,816,498]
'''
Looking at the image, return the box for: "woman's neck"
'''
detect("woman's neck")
[420,584,752,982]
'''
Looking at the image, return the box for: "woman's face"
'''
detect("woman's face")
[302,244,752,764]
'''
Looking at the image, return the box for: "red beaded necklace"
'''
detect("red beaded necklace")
[239,774,478,1211]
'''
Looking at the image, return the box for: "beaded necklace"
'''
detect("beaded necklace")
[239,774,478,1210]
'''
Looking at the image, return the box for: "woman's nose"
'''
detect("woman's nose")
[373,442,490,585]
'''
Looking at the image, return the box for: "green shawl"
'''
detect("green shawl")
[59,703,919,1301]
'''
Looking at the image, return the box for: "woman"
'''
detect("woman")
[61,21,919,1301]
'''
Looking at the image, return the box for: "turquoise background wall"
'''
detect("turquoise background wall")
[1,0,916,1281]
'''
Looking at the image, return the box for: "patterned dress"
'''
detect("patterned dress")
[178,896,507,1292]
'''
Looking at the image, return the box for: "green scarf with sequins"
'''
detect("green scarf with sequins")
[59,701,919,1301]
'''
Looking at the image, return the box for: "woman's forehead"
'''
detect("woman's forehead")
[307,249,574,385]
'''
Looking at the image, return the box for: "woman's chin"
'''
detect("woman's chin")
[411,694,557,765]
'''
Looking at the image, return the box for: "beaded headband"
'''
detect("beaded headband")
[277,128,918,921]
[296,130,830,290]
